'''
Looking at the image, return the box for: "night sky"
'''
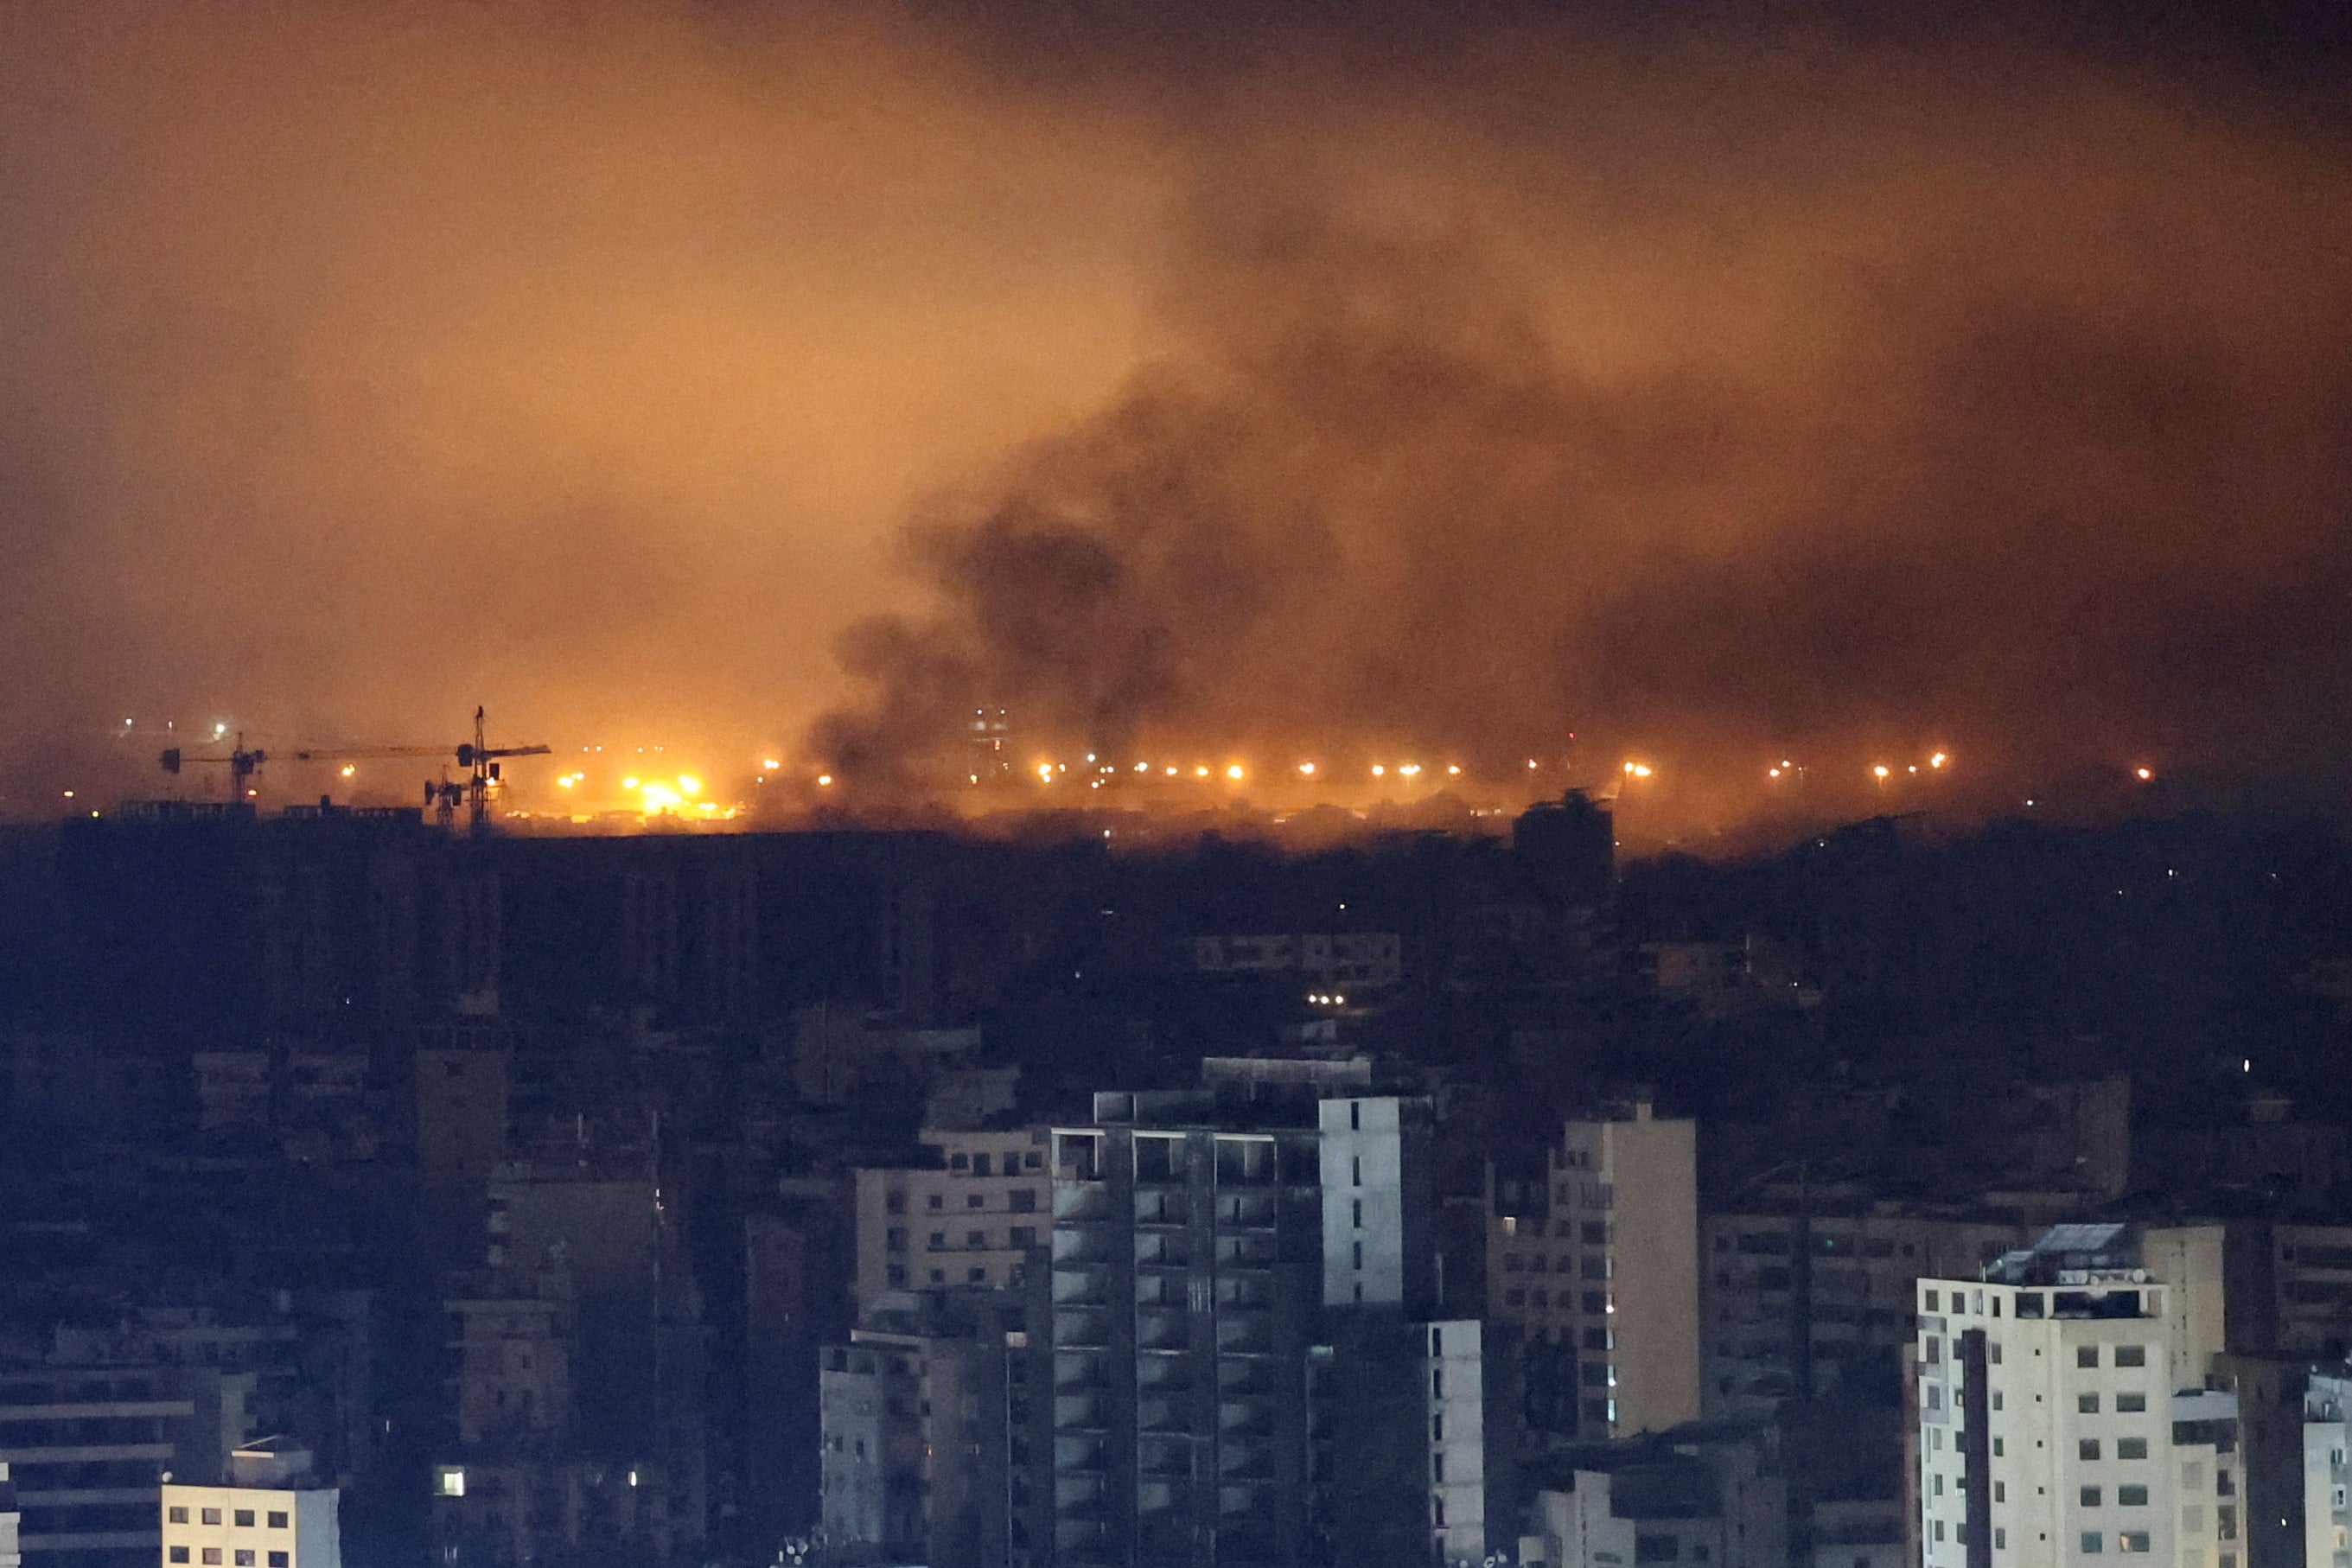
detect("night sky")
[3,0,2348,835]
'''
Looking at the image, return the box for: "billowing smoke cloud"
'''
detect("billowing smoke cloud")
[3,1,2349,832]
[814,35,2352,827]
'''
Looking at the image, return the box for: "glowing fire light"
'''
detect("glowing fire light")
[817,774,835,787]
[1225,763,1245,781]
[1371,764,1386,777]
[622,776,640,789]
[1297,762,1316,775]
[2135,767,2154,781]
[341,764,357,778]
[1036,763,1055,781]
[1872,764,1891,781]
[1930,752,1948,768]
[1622,762,1653,779]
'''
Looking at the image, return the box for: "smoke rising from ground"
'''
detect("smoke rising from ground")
[3,3,2349,830]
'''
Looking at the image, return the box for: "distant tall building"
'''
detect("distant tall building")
[1914,1225,2242,1568]
[1513,792,1615,912]
[1490,1101,1700,1439]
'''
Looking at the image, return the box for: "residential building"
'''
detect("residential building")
[1520,1423,1786,1568]
[3,1463,21,1568]
[2307,1372,2352,1568]
[159,1441,340,1568]
[0,1365,246,1568]
[1043,1089,1328,1568]
[1705,1209,2028,1421]
[851,1130,1051,1313]
[1489,1100,1699,1438]
[1913,1224,2242,1568]
[1191,934,1403,993]
[1316,1096,1435,1314]
[1310,1319,1520,1568]
[816,1293,1023,1568]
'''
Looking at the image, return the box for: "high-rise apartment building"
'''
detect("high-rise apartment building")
[1915,1225,2242,1568]
[1489,1101,1699,1438]
[1043,1091,1328,1568]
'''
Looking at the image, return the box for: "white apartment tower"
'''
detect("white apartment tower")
[160,1443,341,1568]
[1318,1096,1432,1310]
[1916,1225,2240,1568]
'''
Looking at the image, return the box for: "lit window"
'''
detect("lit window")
[435,1467,466,1498]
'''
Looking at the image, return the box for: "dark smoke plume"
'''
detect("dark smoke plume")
[813,48,2352,828]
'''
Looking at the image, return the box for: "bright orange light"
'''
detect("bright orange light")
[678,774,702,797]
[1195,765,1211,779]
[1446,764,1461,776]
[1399,763,1422,778]
[762,758,782,771]
[1872,764,1890,780]
[1769,768,1782,779]
[1628,763,1653,779]
[622,776,640,789]
[817,774,835,787]
[1371,764,1386,777]
[340,764,357,778]
[2135,767,2154,781]
[1037,763,1055,781]
[61,789,73,799]
[1297,762,1316,775]
[1165,766,1179,776]
[557,776,576,789]
[1527,759,1539,769]
[1225,763,1245,781]
[1929,752,1948,768]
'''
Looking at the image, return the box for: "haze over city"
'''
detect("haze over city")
[5,0,2350,841]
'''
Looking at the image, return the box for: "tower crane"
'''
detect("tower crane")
[158,735,268,800]
[293,706,551,831]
